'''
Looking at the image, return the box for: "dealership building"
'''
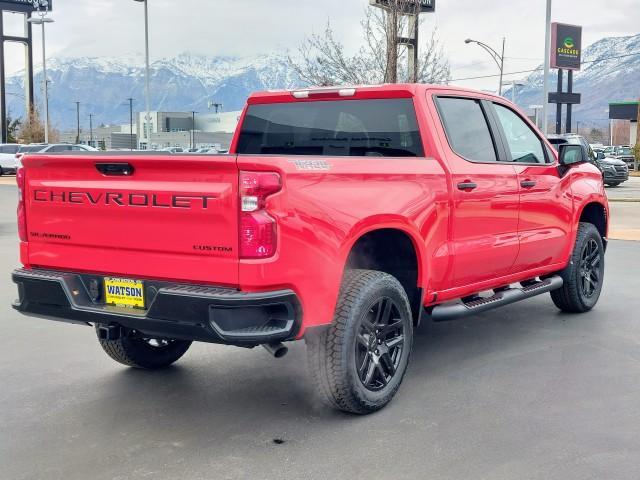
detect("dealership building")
[609,101,639,146]
[62,110,241,151]
[137,110,241,150]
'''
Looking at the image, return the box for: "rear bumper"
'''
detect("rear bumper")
[12,268,301,346]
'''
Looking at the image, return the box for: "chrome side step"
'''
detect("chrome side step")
[431,276,563,322]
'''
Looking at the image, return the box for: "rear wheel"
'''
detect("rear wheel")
[551,222,604,313]
[96,327,192,369]
[306,269,413,414]
[606,182,620,187]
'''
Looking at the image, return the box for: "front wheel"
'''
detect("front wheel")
[606,182,620,187]
[96,327,192,369]
[551,222,605,313]
[306,269,413,414]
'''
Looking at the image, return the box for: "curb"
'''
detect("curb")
[608,198,640,203]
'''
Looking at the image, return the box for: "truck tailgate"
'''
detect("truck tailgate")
[21,154,239,285]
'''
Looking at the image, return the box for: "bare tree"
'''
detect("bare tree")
[17,109,58,144]
[288,4,449,86]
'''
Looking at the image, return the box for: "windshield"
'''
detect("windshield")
[237,98,424,157]
[619,147,632,155]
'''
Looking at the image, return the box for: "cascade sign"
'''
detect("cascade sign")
[369,0,435,13]
[551,22,582,70]
[0,0,52,12]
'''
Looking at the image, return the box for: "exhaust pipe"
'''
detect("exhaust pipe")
[262,342,288,358]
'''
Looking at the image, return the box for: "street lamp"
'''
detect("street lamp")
[27,9,54,144]
[134,0,151,150]
[464,37,505,95]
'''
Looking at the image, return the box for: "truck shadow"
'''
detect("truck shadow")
[86,297,603,436]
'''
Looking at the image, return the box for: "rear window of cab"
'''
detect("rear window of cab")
[236,98,424,157]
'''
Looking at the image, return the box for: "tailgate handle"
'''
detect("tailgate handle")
[95,163,134,176]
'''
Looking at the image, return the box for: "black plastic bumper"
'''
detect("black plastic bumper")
[12,268,301,346]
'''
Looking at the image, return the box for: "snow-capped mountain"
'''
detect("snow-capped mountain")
[4,53,301,130]
[4,33,639,130]
[504,33,640,127]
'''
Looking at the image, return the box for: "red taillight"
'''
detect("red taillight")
[16,167,27,242]
[239,171,281,259]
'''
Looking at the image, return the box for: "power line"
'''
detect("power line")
[450,51,640,82]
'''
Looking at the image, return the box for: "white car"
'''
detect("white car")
[0,144,20,175]
[15,144,99,169]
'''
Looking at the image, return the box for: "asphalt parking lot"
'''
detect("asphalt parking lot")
[605,175,640,201]
[1,182,639,480]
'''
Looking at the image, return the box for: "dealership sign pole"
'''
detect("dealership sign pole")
[548,22,582,134]
[0,0,52,143]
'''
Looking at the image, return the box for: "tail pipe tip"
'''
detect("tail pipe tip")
[262,342,288,358]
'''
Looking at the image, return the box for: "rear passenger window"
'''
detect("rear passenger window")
[493,104,547,164]
[436,97,497,162]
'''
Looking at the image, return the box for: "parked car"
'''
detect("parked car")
[547,133,603,171]
[603,146,615,156]
[15,144,48,168]
[160,147,184,153]
[611,145,636,170]
[0,143,20,175]
[594,150,629,186]
[15,144,98,168]
[12,84,609,414]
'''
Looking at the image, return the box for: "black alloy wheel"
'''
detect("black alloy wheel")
[355,297,405,391]
[579,238,601,299]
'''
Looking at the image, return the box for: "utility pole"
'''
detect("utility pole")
[75,101,80,144]
[127,97,134,151]
[191,110,196,150]
[635,99,640,171]
[89,113,94,147]
[371,0,434,83]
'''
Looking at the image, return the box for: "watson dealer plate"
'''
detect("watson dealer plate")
[104,277,145,309]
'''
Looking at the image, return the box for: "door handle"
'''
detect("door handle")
[520,180,537,188]
[457,181,478,191]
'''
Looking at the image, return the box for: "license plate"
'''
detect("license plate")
[104,277,145,309]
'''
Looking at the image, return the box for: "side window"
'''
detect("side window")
[493,104,547,164]
[436,97,497,162]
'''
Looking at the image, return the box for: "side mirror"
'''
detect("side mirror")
[558,144,587,166]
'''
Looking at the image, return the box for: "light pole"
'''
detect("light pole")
[134,0,151,150]
[27,9,54,144]
[127,97,134,151]
[465,37,505,95]
[542,0,552,135]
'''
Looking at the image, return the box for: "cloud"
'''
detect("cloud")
[4,0,638,92]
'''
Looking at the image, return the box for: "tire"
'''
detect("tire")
[606,182,620,187]
[306,269,414,414]
[96,327,192,369]
[551,222,605,313]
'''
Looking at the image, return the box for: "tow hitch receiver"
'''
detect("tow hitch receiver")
[96,325,123,341]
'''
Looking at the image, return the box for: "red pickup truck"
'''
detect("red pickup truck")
[13,84,608,414]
